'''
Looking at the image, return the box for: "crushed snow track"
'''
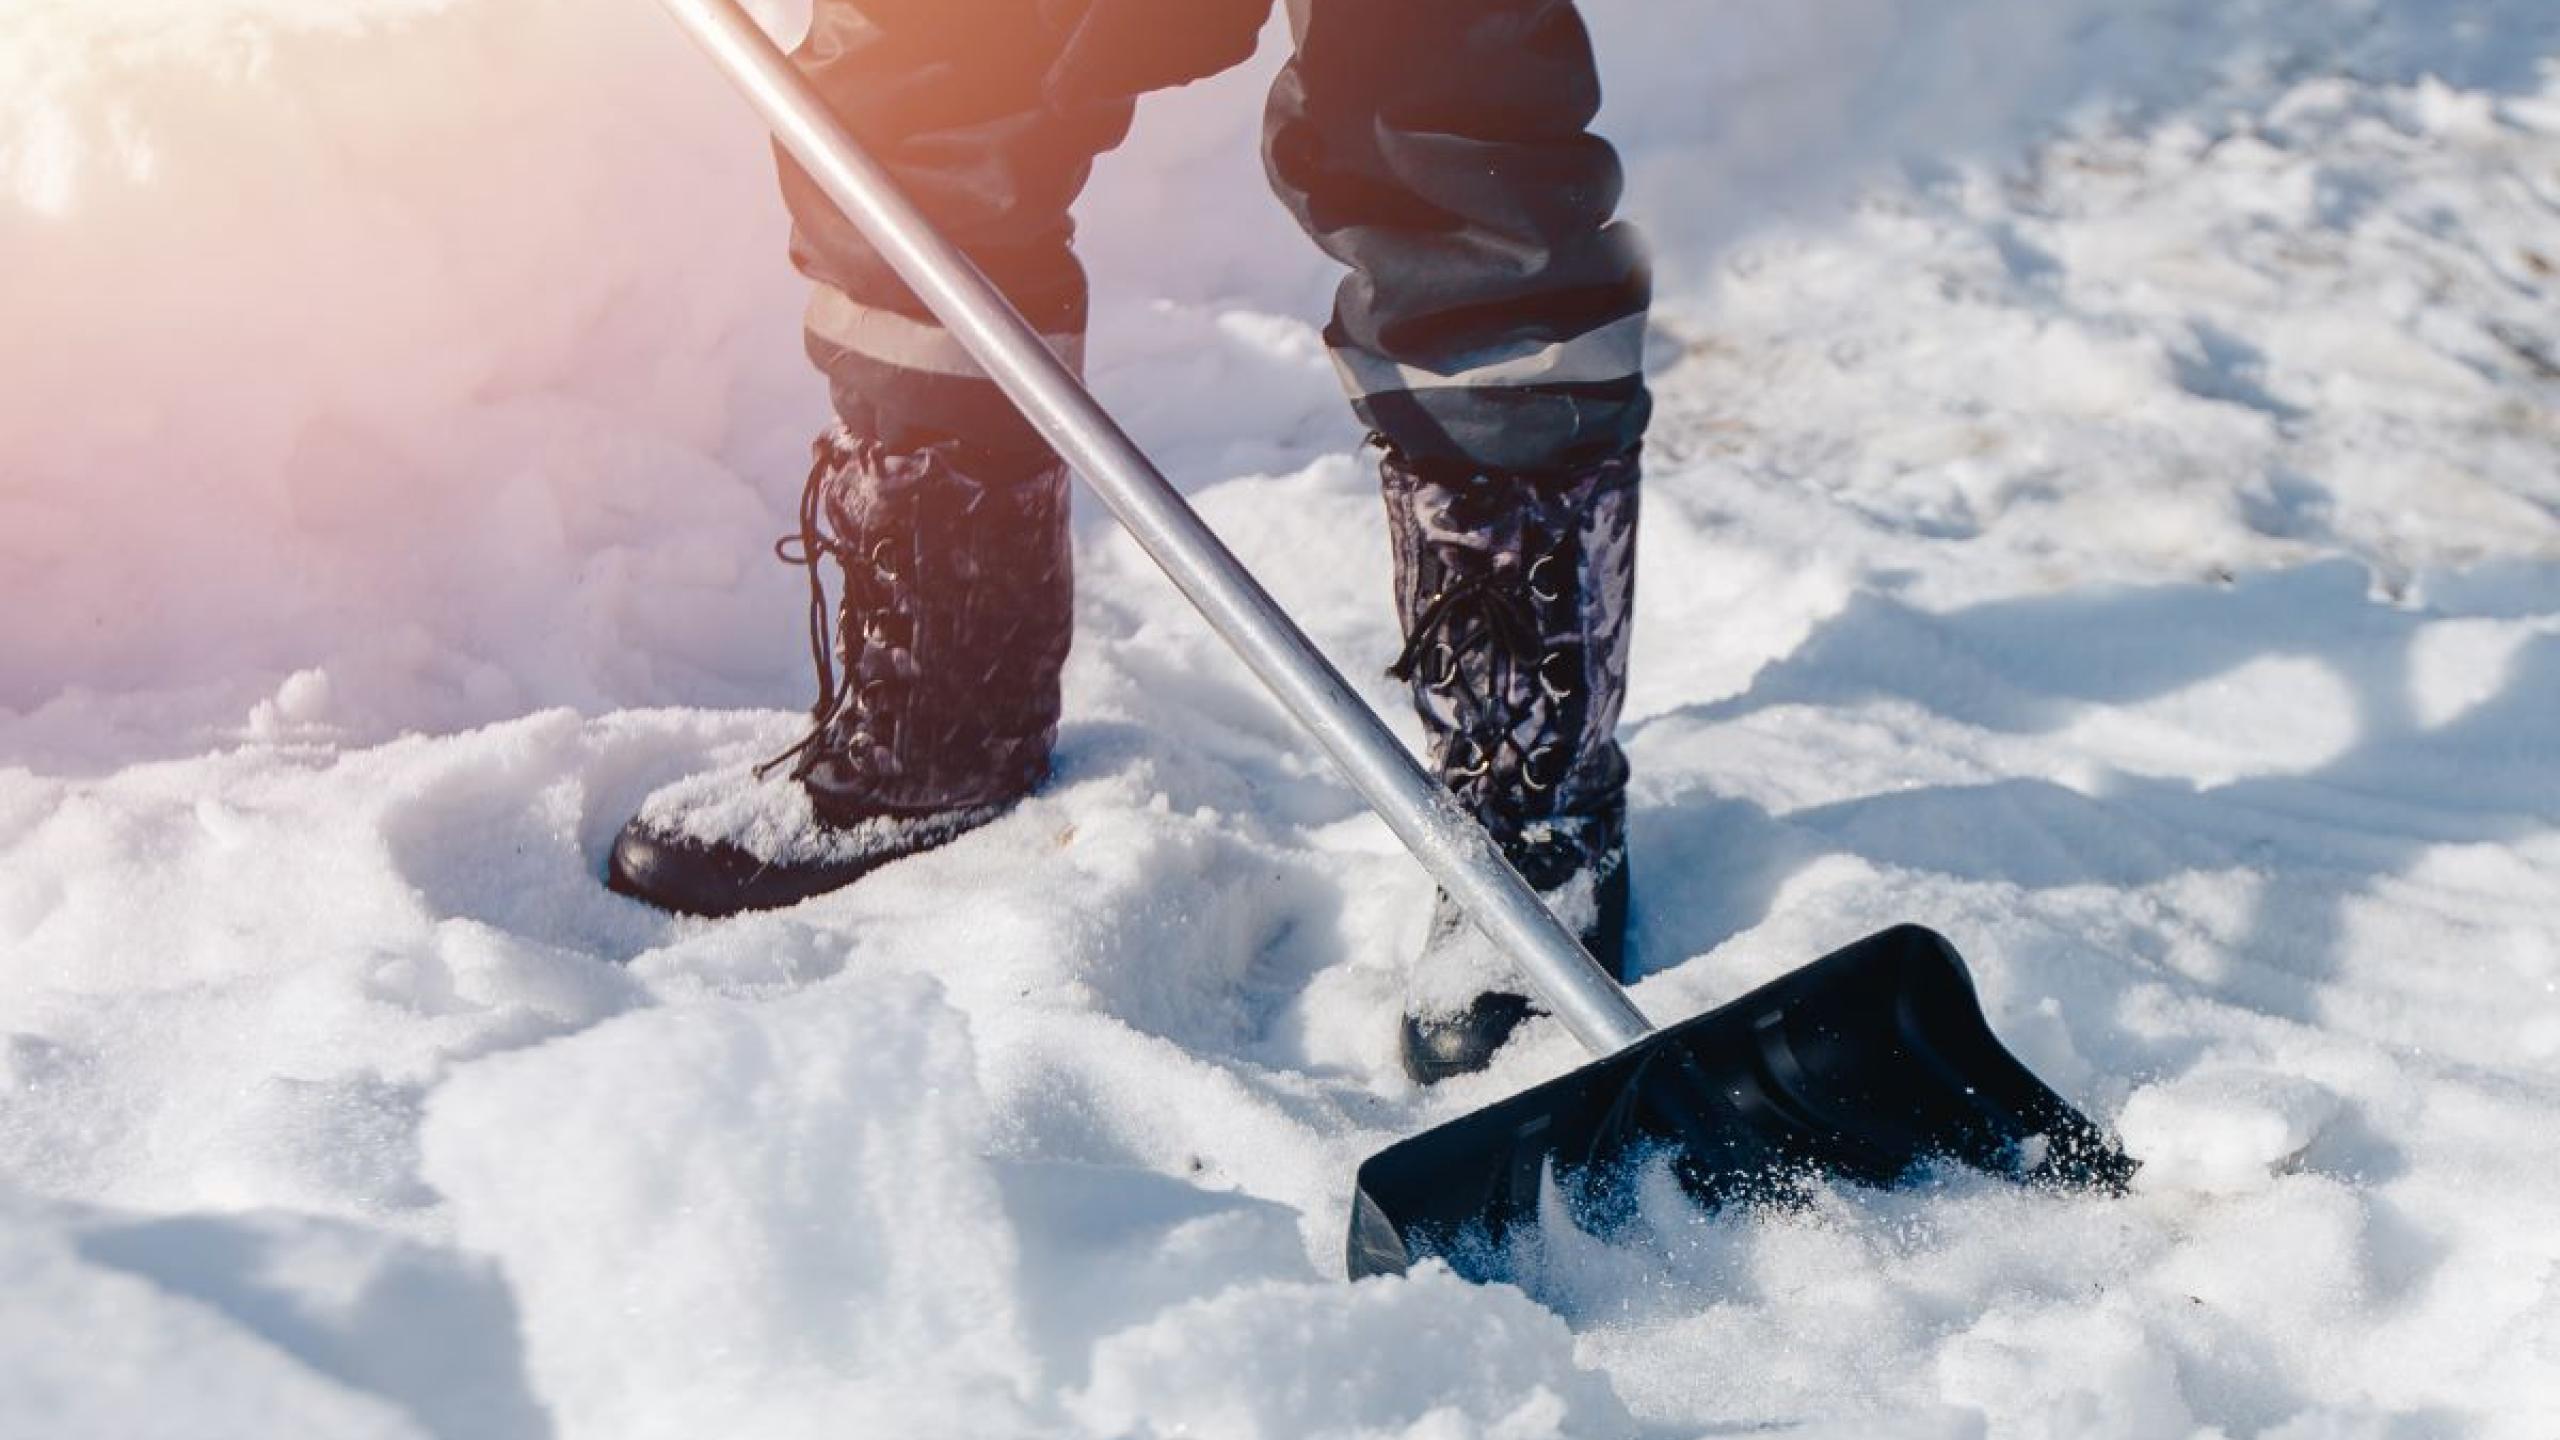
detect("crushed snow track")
[4,1,2559,1436]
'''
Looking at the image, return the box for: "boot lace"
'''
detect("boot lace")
[756,439,891,783]
[1387,537,1580,806]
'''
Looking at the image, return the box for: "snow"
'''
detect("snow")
[633,752,1002,865]
[1069,1267,1631,1440]
[1405,852,1605,1022]
[2117,1066,2344,1195]
[5,0,2560,1436]
[422,973,1039,1438]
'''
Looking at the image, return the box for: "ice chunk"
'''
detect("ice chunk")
[2118,1066,2342,1195]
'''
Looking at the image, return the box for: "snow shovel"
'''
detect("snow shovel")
[659,0,2134,1285]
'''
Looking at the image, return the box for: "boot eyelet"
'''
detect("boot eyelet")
[861,612,912,649]
[1426,643,1461,692]
[1523,744,1570,793]
[1445,736,1493,780]
[1536,650,1579,700]
[1526,554,1566,604]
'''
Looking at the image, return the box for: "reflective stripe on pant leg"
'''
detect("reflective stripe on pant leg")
[806,284,1088,380]
[1329,312,1645,398]
[786,0,1128,462]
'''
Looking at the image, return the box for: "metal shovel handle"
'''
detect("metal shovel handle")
[658,0,1655,1057]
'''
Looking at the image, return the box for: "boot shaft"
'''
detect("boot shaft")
[777,432,1073,820]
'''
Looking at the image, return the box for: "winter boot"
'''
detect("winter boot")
[607,429,1072,917]
[1380,444,1640,1083]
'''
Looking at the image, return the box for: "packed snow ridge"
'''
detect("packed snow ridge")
[4,1,2558,1436]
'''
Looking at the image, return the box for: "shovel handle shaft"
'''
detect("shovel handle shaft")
[658,0,1656,1057]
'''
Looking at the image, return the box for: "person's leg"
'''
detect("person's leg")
[611,0,1130,917]
[1264,0,1651,475]
[781,0,1140,471]
[1264,0,1649,1079]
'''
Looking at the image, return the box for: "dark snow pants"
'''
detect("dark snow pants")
[779,0,1651,476]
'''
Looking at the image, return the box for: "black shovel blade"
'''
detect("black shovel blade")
[1348,924,2133,1281]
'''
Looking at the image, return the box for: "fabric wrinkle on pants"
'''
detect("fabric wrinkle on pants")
[780,0,1140,469]
[779,0,1652,477]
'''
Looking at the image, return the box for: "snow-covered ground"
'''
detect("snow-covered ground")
[6,0,2559,1435]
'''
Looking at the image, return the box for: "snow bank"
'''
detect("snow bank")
[6,0,2560,1436]
[1,0,819,761]
[420,963,1628,1438]
[14,0,2556,765]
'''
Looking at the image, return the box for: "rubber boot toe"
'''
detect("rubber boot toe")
[605,816,879,918]
[1400,994,1538,1085]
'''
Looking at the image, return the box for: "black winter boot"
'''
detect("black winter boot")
[608,429,1072,917]
[1380,444,1641,1083]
